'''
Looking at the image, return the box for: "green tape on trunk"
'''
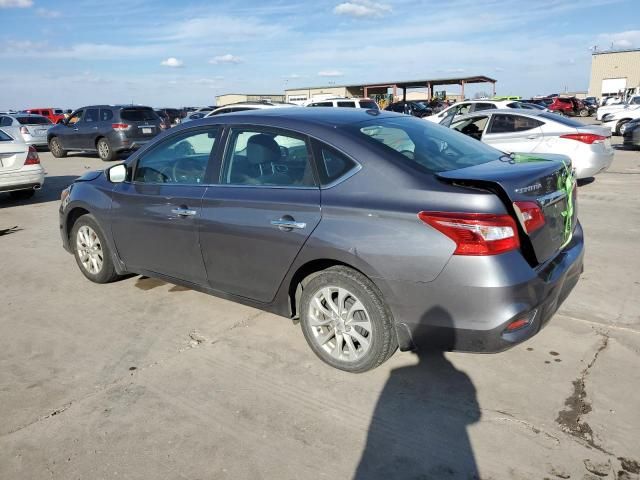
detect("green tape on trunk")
[510,153,575,247]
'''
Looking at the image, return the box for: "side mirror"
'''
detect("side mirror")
[107,164,127,183]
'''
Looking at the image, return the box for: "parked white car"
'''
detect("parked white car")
[425,100,525,123]
[596,95,640,121]
[601,105,640,135]
[305,97,379,109]
[443,109,614,179]
[0,113,53,147]
[0,128,45,200]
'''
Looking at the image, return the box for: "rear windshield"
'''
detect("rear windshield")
[17,116,52,125]
[120,108,158,122]
[539,112,584,127]
[348,116,500,174]
[358,100,379,110]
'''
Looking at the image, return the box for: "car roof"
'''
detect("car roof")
[453,108,547,121]
[196,106,397,127]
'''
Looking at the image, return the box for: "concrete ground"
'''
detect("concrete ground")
[1,137,639,480]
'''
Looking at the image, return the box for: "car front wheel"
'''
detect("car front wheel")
[616,119,630,136]
[299,266,397,372]
[71,214,120,283]
[49,137,67,158]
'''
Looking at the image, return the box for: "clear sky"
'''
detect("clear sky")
[0,0,638,109]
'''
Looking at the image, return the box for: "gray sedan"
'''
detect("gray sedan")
[0,113,53,147]
[58,108,584,372]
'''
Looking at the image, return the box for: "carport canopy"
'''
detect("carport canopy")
[360,75,497,101]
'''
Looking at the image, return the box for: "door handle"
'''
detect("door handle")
[526,135,538,139]
[271,219,306,230]
[73,128,79,131]
[171,207,197,217]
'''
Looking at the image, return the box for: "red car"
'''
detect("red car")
[547,97,591,117]
[24,108,66,124]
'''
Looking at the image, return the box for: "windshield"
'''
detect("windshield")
[120,108,158,122]
[17,116,52,125]
[349,116,501,174]
[539,112,585,127]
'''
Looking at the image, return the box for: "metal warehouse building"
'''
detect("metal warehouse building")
[216,93,285,106]
[588,48,640,98]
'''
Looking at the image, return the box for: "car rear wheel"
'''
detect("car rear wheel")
[9,189,35,200]
[71,215,120,283]
[579,108,589,117]
[299,266,397,372]
[49,137,67,158]
[97,138,116,162]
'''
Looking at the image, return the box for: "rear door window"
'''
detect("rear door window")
[222,128,316,187]
[488,114,543,133]
[99,109,114,122]
[309,102,333,107]
[84,108,99,123]
[337,101,356,108]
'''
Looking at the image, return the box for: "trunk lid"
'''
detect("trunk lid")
[437,153,577,265]
[0,141,28,172]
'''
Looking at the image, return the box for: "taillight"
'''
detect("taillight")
[20,126,29,135]
[513,201,545,234]
[560,133,607,144]
[418,211,520,256]
[24,146,40,165]
[111,123,131,131]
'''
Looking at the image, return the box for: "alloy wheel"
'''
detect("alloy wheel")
[307,286,373,362]
[98,141,110,159]
[76,225,103,274]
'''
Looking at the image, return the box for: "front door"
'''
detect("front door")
[77,107,100,149]
[110,126,219,285]
[199,126,321,302]
[59,109,84,149]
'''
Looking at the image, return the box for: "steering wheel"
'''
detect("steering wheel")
[172,157,203,183]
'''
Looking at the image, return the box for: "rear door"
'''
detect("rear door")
[76,107,100,148]
[199,125,321,302]
[482,113,544,153]
[110,126,219,284]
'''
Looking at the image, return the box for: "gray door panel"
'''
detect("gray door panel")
[199,187,321,302]
[110,183,208,284]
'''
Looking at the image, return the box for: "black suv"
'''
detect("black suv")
[47,105,162,161]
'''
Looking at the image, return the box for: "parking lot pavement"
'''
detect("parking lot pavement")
[1,145,639,480]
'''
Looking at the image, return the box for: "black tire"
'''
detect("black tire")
[96,138,117,162]
[299,266,397,373]
[49,137,67,158]
[579,108,589,117]
[70,214,120,284]
[615,119,630,136]
[9,189,35,200]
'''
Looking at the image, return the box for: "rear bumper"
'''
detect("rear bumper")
[572,149,614,179]
[0,166,45,192]
[377,222,584,353]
